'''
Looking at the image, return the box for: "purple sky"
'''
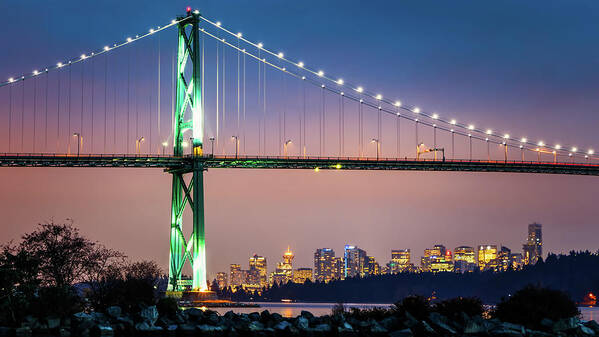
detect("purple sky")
[1,1,599,279]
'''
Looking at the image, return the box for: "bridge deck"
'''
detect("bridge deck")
[1,154,599,176]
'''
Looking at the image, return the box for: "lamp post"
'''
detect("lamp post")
[371,138,380,160]
[73,133,81,156]
[135,137,145,155]
[231,136,239,158]
[284,139,292,157]
[161,141,168,155]
[209,137,215,158]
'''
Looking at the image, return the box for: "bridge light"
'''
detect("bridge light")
[162,142,168,147]
[298,61,304,68]
[340,92,345,96]
[321,84,325,88]
[317,70,324,77]
[520,137,527,143]
[394,101,402,107]
[337,79,344,85]
[503,134,510,139]
[314,167,320,172]
[236,32,242,38]
[537,141,544,146]
[555,144,561,150]
[57,62,63,68]
[127,37,132,42]
[257,42,263,48]
[182,141,189,148]
[519,145,523,148]
[468,124,475,130]
[451,129,454,132]
[193,10,200,14]
[80,54,87,59]
[486,129,492,135]
[572,147,578,152]
[301,76,306,80]
[277,52,284,58]
[569,153,572,156]
[171,19,176,24]
[376,94,382,100]
[585,155,589,159]
[149,29,155,34]
[468,133,472,137]
[413,107,420,113]
[378,106,382,110]
[588,149,594,155]
[432,113,439,119]
[216,21,221,27]
[359,99,364,103]
[8,77,14,83]
[336,164,342,169]
[485,138,489,141]
[450,119,456,125]
[33,70,39,75]
[356,86,364,93]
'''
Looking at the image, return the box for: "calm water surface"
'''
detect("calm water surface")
[207,303,599,321]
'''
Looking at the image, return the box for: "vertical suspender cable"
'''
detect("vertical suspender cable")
[338,94,341,156]
[21,80,25,152]
[57,68,61,152]
[283,73,287,154]
[223,40,226,153]
[113,60,117,153]
[158,34,161,149]
[263,58,266,154]
[45,71,49,151]
[8,86,12,152]
[33,76,37,152]
[257,48,261,155]
[396,106,400,158]
[80,62,84,152]
[135,48,139,148]
[127,49,131,153]
[342,94,345,156]
[201,32,205,151]
[302,79,306,157]
[91,58,95,153]
[237,36,240,144]
[104,54,108,153]
[243,50,246,154]
[68,64,71,154]
[216,41,220,152]
[149,95,152,154]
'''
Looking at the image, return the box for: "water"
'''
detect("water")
[207,302,599,321]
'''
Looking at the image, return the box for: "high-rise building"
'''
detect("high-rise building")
[314,248,336,283]
[389,249,411,274]
[344,245,367,278]
[364,256,380,276]
[421,245,447,272]
[523,223,542,265]
[215,272,228,289]
[248,254,268,287]
[487,246,511,272]
[293,268,313,284]
[454,246,477,273]
[478,245,498,270]
[509,253,523,270]
[333,256,345,280]
[230,264,244,287]
[270,247,295,286]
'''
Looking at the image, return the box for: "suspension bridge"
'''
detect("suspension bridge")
[1,8,598,293]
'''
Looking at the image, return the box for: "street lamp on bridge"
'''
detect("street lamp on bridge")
[72,133,82,156]
[209,137,215,158]
[231,136,239,158]
[371,138,380,160]
[161,141,168,155]
[135,137,145,155]
[284,139,292,157]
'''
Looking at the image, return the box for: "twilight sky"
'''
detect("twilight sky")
[1,0,599,280]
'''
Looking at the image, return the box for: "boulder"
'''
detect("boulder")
[197,324,224,333]
[370,322,388,333]
[271,313,283,323]
[0,327,13,337]
[247,321,264,332]
[295,317,309,330]
[586,321,599,334]
[140,306,159,326]
[464,320,486,334]
[106,306,122,319]
[578,325,596,336]
[72,312,95,331]
[540,318,554,330]
[273,321,292,331]
[15,327,31,337]
[553,317,579,332]
[90,312,108,324]
[403,312,419,328]
[177,323,196,333]
[525,329,553,337]
[389,329,413,337]
[59,328,71,337]
[248,312,261,322]
[380,316,399,330]
[428,312,456,335]
[338,322,353,332]
[185,308,204,321]
[205,313,220,325]
[300,311,314,320]
[93,324,114,337]
[45,316,61,330]
[312,323,331,332]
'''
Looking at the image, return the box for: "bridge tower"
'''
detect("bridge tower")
[167,8,207,292]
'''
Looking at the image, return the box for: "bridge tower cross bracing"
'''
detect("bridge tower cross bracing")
[168,9,206,291]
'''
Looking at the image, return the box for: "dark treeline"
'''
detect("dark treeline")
[219,251,599,304]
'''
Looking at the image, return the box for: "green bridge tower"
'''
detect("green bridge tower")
[167,8,207,292]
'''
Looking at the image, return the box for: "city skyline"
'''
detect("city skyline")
[2,0,599,284]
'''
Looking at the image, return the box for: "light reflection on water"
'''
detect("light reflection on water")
[206,303,599,321]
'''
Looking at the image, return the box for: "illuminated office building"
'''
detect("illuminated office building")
[364,256,380,276]
[215,272,228,289]
[333,256,345,280]
[248,254,268,287]
[523,223,543,265]
[230,264,244,287]
[344,245,367,278]
[271,247,294,285]
[421,245,447,272]
[389,249,411,273]
[293,268,313,284]
[429,250,453,273]
[314,248,336,282]
[454,246,477,273]
[478,245,498,270]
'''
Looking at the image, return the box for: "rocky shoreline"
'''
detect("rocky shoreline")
[2,305,598,337]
